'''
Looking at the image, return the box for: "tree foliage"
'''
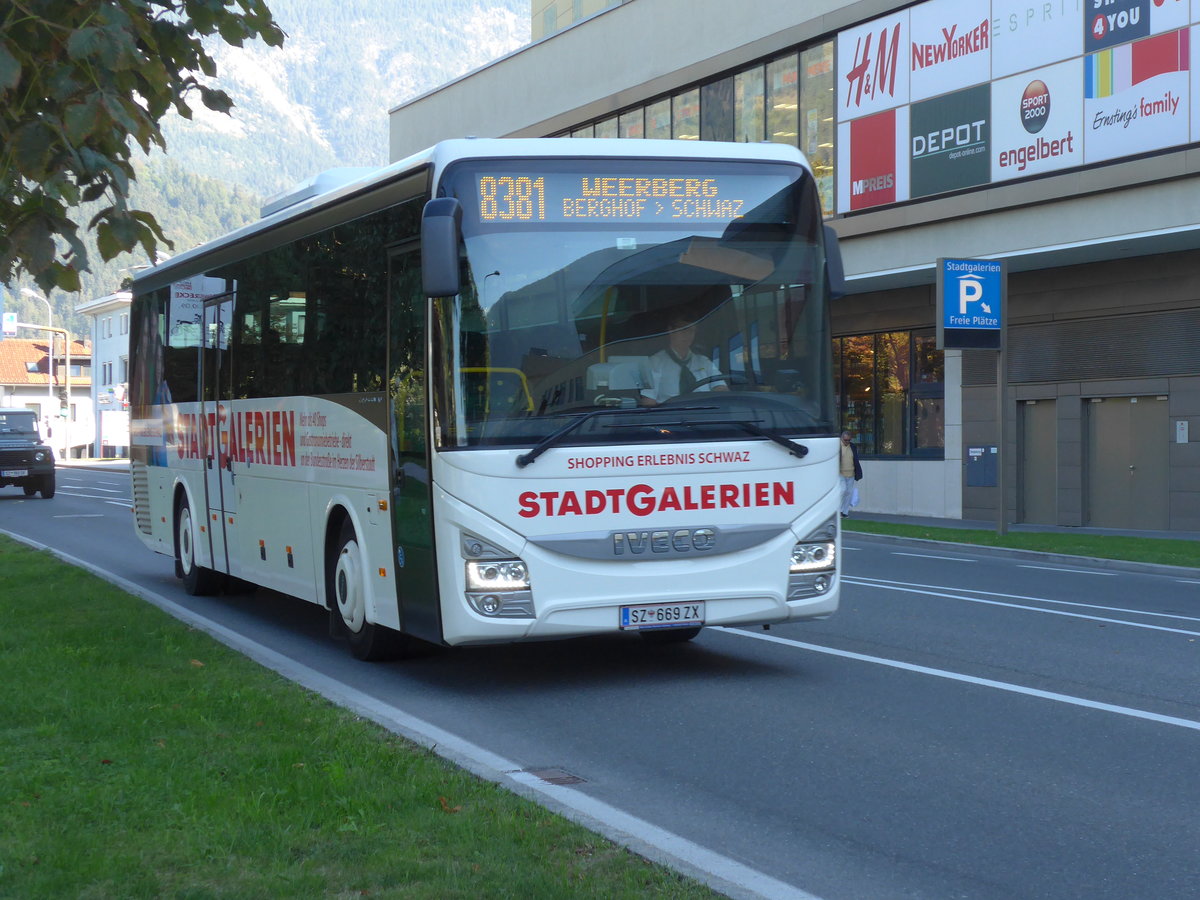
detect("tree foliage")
[0,0,285,293]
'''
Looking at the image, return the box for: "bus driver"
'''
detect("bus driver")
[639,311,728,406]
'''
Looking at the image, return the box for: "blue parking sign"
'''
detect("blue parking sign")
[937,258,1005,350]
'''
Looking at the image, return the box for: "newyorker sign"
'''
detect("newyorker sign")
[910,0,991,101]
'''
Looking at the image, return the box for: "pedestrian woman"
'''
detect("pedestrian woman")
[839,431,863,517]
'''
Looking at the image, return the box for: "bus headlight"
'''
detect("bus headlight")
[462,534,534,618]
[788,516,838,600]
[466,559,529,591]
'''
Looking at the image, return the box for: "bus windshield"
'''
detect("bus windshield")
[435,157,835,451]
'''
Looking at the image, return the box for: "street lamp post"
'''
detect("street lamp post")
[19,288,53,410]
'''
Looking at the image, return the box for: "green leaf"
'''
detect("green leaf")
[10,121,57,179]
[64,96,103,146]
[0,41,20,94]
[53,263,83,293]
[66,27,104,62]
[95,221,123,262]
[197,85,233,114]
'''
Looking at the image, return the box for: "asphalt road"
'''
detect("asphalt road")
[3,466,1198,900]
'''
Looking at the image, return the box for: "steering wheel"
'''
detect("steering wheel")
[681,373,747,393]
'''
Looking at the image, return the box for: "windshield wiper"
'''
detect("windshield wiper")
[514,405,716,468]
[610,416,809,459]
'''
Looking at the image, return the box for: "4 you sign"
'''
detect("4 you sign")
[936,257,1006,350]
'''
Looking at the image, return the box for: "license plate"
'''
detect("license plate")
[1,469,28,477]
[620,601,705,630]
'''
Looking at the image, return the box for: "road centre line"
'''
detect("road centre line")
[892,551,973,562]
[721,628,1200,733]
[843,577,1200,636]
[1018,564,1116,575]
[60,484,124,493]
[54,490,133,503]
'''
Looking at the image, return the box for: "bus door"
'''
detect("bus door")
[387,247,439,642]
[201,296,236,575]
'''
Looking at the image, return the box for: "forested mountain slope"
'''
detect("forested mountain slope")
[23,0,527,335]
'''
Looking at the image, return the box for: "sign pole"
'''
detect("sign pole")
[936,257,1007,535]
[996,332,1007,536]
[995,261,1009,535]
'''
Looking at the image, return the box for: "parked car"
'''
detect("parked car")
[0,410,56,498]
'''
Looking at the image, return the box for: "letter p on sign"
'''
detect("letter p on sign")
[958,275,983,314]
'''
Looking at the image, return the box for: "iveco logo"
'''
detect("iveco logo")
[612,527,717,556]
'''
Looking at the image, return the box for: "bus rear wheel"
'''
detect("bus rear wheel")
[328,519,405,661]
[175,496,220,596]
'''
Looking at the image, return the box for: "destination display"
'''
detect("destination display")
[474,172,794,225]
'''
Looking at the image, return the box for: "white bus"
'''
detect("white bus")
[129,138,846,660]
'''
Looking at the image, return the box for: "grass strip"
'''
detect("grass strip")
[842,519,1200,569]
[0,536,719,899]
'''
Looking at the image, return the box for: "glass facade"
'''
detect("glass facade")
[559,39,836,211]
[766,53,798,148]
[834,331,944,457]
[734,65,765,144]
[672,88,700,140]
[799,43,834,216]
[550,34,952,455]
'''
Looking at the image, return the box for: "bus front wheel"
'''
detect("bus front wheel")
[328,519,405,662]
[175,496,220,596]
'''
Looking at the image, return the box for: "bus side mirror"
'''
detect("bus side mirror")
[422,197,463,297]
[823,224,846,300]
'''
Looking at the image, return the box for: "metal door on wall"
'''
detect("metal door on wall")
[1020,399,1056,525]
[1085,395,1168,529]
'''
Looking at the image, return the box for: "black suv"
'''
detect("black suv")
[0,410,56,498]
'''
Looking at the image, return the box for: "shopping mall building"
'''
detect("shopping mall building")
[388,0,1200,532]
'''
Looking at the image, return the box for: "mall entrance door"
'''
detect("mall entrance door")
[1020,399,1056,525]
[1085,395,1168,530]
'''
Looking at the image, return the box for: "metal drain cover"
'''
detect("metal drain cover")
[523,767,586,785]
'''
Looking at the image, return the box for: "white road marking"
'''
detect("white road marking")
[847,576,1200,625]
[843,577,1200,637]
[722,628,1200,733]
[1018,564,1116,575]
[892,551,973,562]
[52,514,105,519]
[53,490,132,503]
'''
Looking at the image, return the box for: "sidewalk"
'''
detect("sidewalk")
[851,511,1200,544]
[58,457,131,472]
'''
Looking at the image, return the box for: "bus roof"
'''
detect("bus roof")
[133,138,812,292]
